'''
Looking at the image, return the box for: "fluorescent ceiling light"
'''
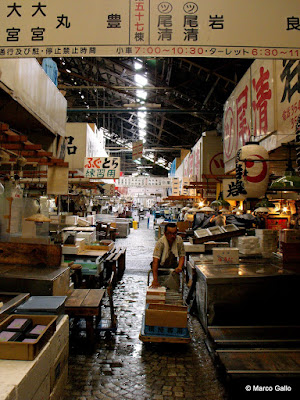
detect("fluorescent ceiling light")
[139,130,146,138]
[138,119,147,129]
[134,74,148,87]
[134,61,143,70]
[138,111,147,119]
[136,89,147,100]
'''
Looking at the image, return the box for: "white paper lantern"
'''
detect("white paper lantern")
[236,143,269,199]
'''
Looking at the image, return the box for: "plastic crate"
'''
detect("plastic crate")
[143,314,189,338]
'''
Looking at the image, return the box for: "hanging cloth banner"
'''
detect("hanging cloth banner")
[0,0,299,59]
[132,140,143,160]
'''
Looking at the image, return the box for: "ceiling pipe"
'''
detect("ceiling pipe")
[67,108,205,114]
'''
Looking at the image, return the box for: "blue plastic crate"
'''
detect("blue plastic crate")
[143,316,189,338]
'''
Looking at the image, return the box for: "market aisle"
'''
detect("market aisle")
[63,220,226,400]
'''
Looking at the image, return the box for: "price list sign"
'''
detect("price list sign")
[0,0,299,59]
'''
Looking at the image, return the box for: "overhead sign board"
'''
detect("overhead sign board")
[132,140,143,160]
[84,157,120,179]
[0,0,299,59]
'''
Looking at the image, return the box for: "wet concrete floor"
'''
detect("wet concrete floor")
[63,219,227,400]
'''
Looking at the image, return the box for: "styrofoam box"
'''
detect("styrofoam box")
[77,217,90,227]
[62,245,80,255]
[213,248,239,264]
[65,215,78,225]
[238,236,261,255]
[77,232,95,244]
[255,229,278,237]
[86,215,96,225]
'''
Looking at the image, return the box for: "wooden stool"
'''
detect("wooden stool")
[69,263,83,288]
[65,288,105,346]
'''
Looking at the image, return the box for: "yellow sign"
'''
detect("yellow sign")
[0,0,299,58]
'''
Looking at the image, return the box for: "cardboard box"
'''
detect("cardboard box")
[32,375,50,400]
[213,248,239,264]
[146,287,166,298]
[50,343,69,391]
[0,384,16,400]
[0,316,68,400]
[49,365,68,400]
[145,296,165,304]
[280,229,300,244]
[145,304,188,328]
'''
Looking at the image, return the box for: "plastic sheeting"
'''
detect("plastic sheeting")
[0,58,66,136]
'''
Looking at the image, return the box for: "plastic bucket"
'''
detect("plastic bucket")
[133,221,138,229]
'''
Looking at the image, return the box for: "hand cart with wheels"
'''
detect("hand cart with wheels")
[139,267,190,343]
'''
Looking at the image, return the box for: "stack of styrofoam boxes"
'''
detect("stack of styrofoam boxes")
[255,229,278,258]
[0,315,69,400]
[213,247,239,264]
[146,286,166,304]
[237,236,261,256]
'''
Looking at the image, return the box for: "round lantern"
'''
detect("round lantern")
[235,142,269,199]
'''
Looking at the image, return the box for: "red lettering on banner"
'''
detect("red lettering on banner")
[252,67,272,136]
[236,86,251,146]
[224,106,235,160]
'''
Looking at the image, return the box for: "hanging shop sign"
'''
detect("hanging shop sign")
[0,0,299,59]
[84,157,120,179]
[100,183,115,196]
[223,59,300,172]
[132,140,143,161]
[117,176,172,188]
[47,165,69,195]
[276,60,300,146]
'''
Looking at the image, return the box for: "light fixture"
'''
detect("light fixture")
[255,196,276,208]
[210,192,230,208]
[199,206,215,212]
[269,151,300,191]
[134,74,148,87]
[270,169,300,191]
[254,207,270,213]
